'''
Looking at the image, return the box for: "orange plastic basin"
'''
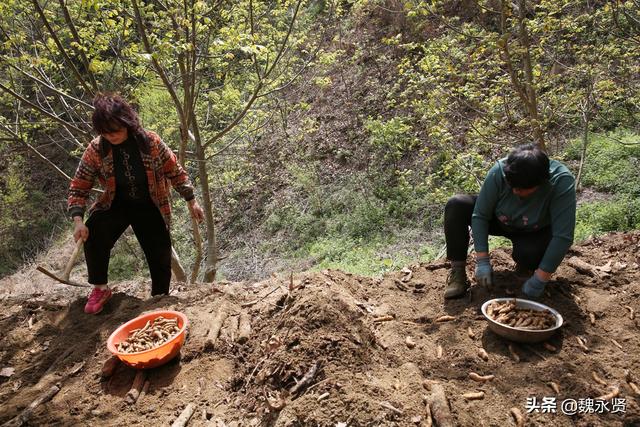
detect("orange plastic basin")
[107,310,188,369]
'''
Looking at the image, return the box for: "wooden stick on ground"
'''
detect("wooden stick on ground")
[101,356,121,379]
[567,257,610,278]
[205,306,228,350]
[238,311,251,344]
[125,370,147,405]
[3,383,61,427]
[139,380,150,402]
[379,401,403,414]
[227,314,239,342]
[171,403,195,427]
[426,383,454,427]
[424,401,433,427]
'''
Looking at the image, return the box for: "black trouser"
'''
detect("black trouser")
[84,200,171,295]
[444,194,552,270]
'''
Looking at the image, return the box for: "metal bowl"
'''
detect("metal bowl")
[481,298,563,343]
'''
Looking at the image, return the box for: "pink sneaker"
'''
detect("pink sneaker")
[84,287,112,314]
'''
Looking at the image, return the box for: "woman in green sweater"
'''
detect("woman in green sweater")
[443,143,576,299]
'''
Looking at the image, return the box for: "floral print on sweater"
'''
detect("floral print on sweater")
[68,131,194,228]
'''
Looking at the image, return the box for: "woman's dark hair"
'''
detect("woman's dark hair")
[503,143,550,189]
[92,93,149,155]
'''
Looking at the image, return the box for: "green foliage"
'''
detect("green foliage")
[0,159,57,275]
[566,130,640,241]
[299,236,431,276]
[107,243,149,282]
[565,131,640,194]
[575,196,640,242]
[364,116,419,160]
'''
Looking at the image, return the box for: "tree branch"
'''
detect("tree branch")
[57,0,99,91]
[0,82,92,137]
[31,0,95,95]
[0,123,72,181]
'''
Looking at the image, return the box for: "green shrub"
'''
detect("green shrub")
[575,196,640,241]
[564,131,640,194]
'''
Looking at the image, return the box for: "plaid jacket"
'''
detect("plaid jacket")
[68,131,194,227]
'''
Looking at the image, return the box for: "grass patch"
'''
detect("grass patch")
[296,233,441,276]
[565,130,640,241]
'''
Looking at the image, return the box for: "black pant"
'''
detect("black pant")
[84,200,171,295]
[444,194,552,270]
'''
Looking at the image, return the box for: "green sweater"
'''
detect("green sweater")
[472,158,576,273]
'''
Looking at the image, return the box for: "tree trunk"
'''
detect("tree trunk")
[517,0,545,151]
[190,118,218,282]
[575,110,590,192]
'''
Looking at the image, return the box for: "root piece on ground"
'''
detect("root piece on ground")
[477,348,489,361]
[238,311,251,343]
[592,371,608,387]
[125,370,148,405]
[405,336,416,349]
[436,345,443,359]
[171,403,195,427]
[576,336,589,352]
[426,383,454,427]
[510,407,525,427]
[547,381,560,394]
[3,383,61,427]
[627,382,640,396]
[435,315,456,323]
[317,392,329,401]
[205,306,228,350]
[597,386,620,401]
[468,372,494,382]
[290,361,319,395]
[462,391,485,400]
[624,305,635,320]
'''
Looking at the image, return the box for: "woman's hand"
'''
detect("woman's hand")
[73,217,89,242]
[188,199,205,223]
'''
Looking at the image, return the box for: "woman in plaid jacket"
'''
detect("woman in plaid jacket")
[68,93,204,314]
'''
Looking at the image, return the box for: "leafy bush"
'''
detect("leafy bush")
[575,196,640,242]
[563,130,640,242]
[0,159,59,276]
[564,131,640,194]
[364,116,419,161]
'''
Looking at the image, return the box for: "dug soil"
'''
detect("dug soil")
[1,232,639,426]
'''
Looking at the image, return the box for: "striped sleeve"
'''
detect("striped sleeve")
[153,133,195,201]
[68,141,100,219]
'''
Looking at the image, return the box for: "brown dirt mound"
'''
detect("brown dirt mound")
[1,232,639,426]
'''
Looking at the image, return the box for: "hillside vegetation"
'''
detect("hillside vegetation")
[0,0,639,280]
